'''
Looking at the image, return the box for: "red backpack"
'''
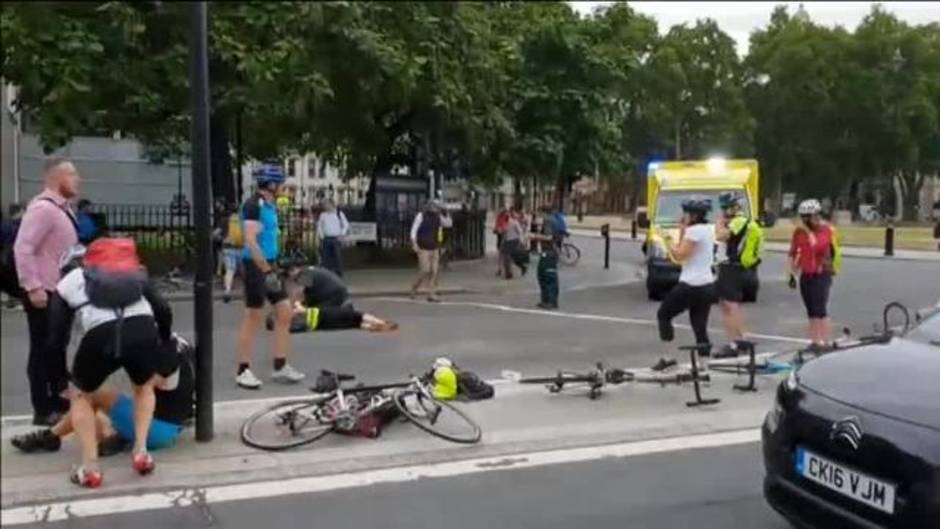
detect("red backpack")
[82,238,147,310]
[80,238,148,358]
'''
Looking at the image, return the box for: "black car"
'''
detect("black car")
[762,306,940,528]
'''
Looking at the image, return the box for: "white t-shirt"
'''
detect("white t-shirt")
[678,224,715,286]
[56,268,154,333]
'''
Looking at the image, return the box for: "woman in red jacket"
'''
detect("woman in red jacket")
[788,199,841,350]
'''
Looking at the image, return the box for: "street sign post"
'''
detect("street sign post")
[190,1,214,442]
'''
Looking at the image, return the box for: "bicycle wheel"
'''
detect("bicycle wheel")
[394,390,481,444]
[241,398,334,451]
[558,243,581,266]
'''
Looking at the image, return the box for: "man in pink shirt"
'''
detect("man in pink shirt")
[14,158,81,426]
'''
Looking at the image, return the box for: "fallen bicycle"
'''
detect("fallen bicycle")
[241,370,482,451]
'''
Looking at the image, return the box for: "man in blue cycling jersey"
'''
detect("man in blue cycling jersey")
[235,164,306,390]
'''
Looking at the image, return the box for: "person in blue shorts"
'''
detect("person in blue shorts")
[11,335,194,456]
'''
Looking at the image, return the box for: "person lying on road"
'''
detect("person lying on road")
[11,334,194,457]
[266,301,398,334]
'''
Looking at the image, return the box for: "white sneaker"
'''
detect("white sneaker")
[236,368,263,389]
[272,364,306,384]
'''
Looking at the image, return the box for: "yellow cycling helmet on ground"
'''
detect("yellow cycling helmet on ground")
[431,358,458,400]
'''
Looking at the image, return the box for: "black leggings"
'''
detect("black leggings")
[657,282,715,347]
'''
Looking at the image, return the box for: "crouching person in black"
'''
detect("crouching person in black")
[265,265,398,333]
[43,240,178,488]
[12,334,194,458]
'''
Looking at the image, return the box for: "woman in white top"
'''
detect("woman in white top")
[656,197,717,360]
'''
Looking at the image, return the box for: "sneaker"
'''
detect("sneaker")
[427,296,441,303]
[651,357,678,372]
[70,465,103,488]
[271,364,306,384]
[98,434,128,457]
[236,368,263,389]
[132,451,155,475]
[11,429,61,454]
[536,302,557,310]
[714,344,740,359]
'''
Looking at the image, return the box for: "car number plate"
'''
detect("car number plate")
[795,447,896,515]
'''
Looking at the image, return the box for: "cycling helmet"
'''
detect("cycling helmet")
[798,199,822,216]
[58,244,87,274]
[433,357,453,369]
[718,192,741,209]
[253,164,286,187]
[681,196,712,216]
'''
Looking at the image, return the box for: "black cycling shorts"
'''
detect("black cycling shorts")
[71,316,165,392]
[243,259,289,309]
[716,263,747,303]
[799,273,832,319]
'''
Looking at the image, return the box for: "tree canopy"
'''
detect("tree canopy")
[2,1,938,216]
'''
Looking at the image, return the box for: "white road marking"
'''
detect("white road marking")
[377,298,809,345]
[0,428,759,525]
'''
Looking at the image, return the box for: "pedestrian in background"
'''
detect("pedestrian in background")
[214,203,243,303]
[1,203,25,306]
[494,208,510,277]
[13,158,81,426]
[76,199,99,244]
[500,207,528,279]
[410,200,445,303]
[317,198,349,277]
[529,206,560,310]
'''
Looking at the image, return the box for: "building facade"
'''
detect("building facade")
[241,155,369,209]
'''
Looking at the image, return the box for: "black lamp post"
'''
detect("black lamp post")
[190,1,214,442]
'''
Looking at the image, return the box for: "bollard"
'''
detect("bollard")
[631,220,637,240]
[884,223,895,257]
[601,223,610,269]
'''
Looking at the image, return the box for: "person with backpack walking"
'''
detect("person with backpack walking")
[46,240,177,487]
[214,204,243,303]
[714,192,764,358]
[12,158,81,426]
[235,165,306,390]
[317,198,349,277]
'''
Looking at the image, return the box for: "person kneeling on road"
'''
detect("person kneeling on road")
[290,264,351,309]
[11,334,194,457]
[41,240,178,488]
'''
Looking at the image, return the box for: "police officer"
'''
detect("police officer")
[529,205,560,310]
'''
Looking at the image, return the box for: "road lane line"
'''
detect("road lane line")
[376,298,808,345]
[0,428,759,525]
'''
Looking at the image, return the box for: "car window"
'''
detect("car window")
[654,191,750,225]
[906,309,940,346]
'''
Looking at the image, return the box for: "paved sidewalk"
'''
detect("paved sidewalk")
[1,370,780,509]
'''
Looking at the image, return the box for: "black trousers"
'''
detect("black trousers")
[24,292,69,416]
[656,282,715,347]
